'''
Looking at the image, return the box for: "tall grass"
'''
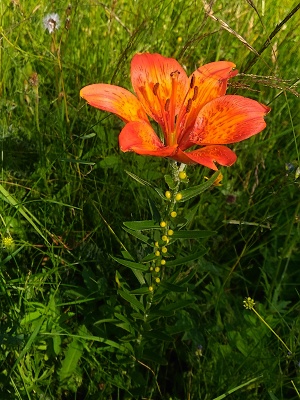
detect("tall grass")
[0,0,299,399]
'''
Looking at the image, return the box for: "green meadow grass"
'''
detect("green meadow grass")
[0,0,299,398]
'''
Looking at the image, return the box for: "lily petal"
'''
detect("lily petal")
[179,61,238,141]
[131,53,189,132]
[184,145,237,170]
[119,121,177,157]
[80,84,148,123]
[190,95,271,145]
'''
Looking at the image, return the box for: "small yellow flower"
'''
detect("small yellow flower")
[161,246,167,253]
[165,191,172,199]
[168,229,174,236]
[155,250,160,257]
[243,297,255,310]
[179,171,186,180]
[161,259,166,265]
[155,277,160,283]
[149,286,154,292]
[154,241,159,247]
[155,267,160,272]
[162,235,168,242]
[3,237,15,250]
[160,221,167,228]
[175,193,182,201]
[170,211,177,218]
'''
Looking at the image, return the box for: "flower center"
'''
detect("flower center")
[152,72,199,147]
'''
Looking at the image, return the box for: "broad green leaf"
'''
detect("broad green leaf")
[112,256,149,272]
[179,171,220,202]
[123,220,159,230]
[125,170,165,199]
[59,329,85,382]
[118,290,145,312]
[52,334,62,356]
[165,248,207,267]
[98,155,120,168]
[172,230,216,239]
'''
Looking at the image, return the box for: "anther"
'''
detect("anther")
[165,98,170,112]
[153,82,159,96]
[190,74,195,89]
[192,86,198,101]
[186,99,193,113]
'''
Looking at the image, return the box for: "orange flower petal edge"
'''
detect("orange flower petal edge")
[80,53,270,170]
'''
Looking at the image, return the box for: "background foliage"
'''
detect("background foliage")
[0,0,299,398]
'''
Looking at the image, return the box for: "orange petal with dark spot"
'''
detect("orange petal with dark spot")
[190,95,271,145]
[80,84,148,123]
[179,61,238,139]
[131,53,189,131]
[119,121,177,157]
[184,145,237,170]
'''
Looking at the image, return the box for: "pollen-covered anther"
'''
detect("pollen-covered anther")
[165,99,170,112]
[186,99,193,113]
[153,82,159,96]
[192,86,198,101]
[190,74,195,89]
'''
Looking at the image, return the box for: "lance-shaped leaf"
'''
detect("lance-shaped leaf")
[178,171,220,202]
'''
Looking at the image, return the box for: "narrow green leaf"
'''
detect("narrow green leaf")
[60,158,95,165]
[160,281,187,293]
[43,332,133,354]
[165,248,207,267]
[141,349,168,365]
[118,290,145,312]
[161,299,195,312]
[123,220,159,230]
[0,184,50,244]
[80,132,96,139]
[212,375,263,400]
[123,226,152,245]
[172,230,216,239]
[140,253,157,263]
[130,287,151,295]
[125,170,165,199]
[143,330,173,341]
[112,256,149,272]
[179,171,220,202]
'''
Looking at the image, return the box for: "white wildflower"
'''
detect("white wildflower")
[43,13,60,34]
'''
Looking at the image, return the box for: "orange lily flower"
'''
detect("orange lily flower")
[81,53,270,170]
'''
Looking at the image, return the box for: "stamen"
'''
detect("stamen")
[186,99,193,113]
[190,74,195,89]
[165,98,170,112]
[153,82,159,96]
[192,86,199,101]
